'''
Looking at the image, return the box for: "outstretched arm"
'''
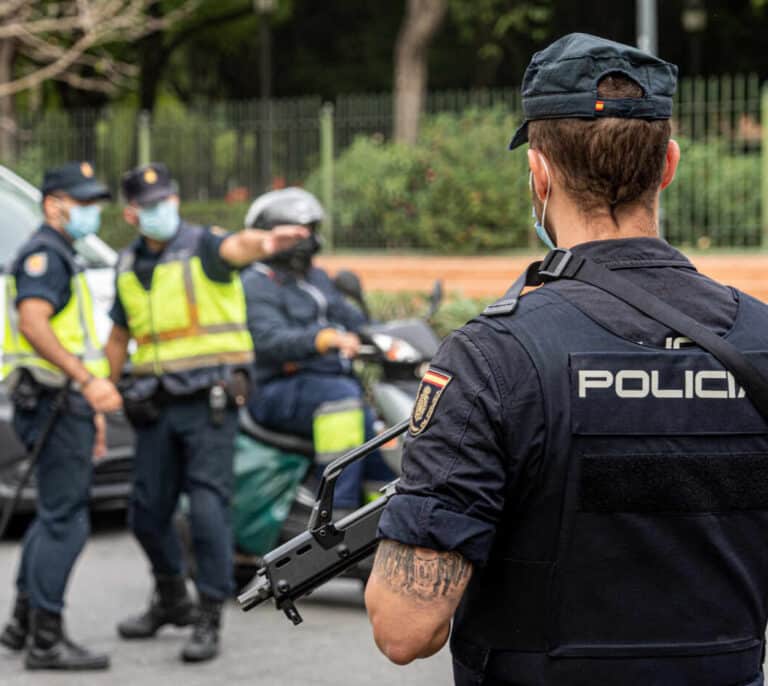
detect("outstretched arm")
[218,225,309,267]
[365,539,473,666]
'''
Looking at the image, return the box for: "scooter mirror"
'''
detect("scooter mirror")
[334,270,364,301]
[427,279,443,319]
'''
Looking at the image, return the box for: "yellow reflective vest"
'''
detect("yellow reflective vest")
[116,225,253,378]
[2,234,108,387]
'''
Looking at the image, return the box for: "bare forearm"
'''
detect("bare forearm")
[20,318,91,384]
[365,540,473,665]
[105,326,130,383]
[219,229,268,267]
[219,225,309,267]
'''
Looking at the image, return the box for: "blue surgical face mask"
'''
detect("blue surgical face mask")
[138,199,179,241]
[64,203,101,240]
[532,206,556,251]
[529,165,556,251]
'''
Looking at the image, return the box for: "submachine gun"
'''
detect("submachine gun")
[237,419,409,625]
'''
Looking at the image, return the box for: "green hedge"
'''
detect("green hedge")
[306,109,762,251]
[663,138,761,248]
[366,290,491,339]
[307,108,533,252]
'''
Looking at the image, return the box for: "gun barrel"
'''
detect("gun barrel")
[237,569,274,611]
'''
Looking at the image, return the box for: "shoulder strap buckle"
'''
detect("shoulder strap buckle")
[538,248,576,280]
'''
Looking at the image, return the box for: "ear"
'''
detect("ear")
[660,139,680,191]
[123,205,139,226]
[42,194,56,217]
[527,148,550,202]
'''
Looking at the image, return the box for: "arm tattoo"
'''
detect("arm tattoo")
[373,540,472,602]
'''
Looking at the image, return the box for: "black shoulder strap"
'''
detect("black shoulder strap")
[484,248,768,422]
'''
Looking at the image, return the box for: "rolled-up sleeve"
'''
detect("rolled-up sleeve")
[378,322,544,566]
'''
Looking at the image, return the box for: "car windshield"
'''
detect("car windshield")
[0,173,41,269]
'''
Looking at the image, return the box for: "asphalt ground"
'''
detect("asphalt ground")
[0,513,453,685]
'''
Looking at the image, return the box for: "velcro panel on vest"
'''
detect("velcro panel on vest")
[313,398,365,465]
[570,351,768,435]
[581,453,768,513]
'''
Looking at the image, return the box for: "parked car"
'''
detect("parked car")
[0,165,134,517]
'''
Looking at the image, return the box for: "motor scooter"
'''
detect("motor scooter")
[230,272,443,588]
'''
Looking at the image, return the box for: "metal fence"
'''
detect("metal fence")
[8,74,767,251]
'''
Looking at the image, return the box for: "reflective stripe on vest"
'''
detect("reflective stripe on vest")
[117,254,253,377]
[2,271,108,386]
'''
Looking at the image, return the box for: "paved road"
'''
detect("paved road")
[0,516,452,685]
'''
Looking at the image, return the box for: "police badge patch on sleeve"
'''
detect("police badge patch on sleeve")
[409,368,453,436]
[24,252,48,277]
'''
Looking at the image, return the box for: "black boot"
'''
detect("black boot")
[0,593,29,651]
[117,575,197,639]
[25,608,109,671]
[181,595,222,663]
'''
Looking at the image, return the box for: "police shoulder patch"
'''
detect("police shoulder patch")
[24,252,48,277]
[409,368,453,436]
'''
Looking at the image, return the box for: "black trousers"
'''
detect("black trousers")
[129,397,237,600]
[13,390,94,613]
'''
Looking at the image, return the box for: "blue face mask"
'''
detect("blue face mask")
[533,206,556,251]
[64,203,101,240]
[138,200,179,242]
[529,166,556,251]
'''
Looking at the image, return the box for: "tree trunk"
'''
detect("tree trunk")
[0,37,17,163]
[393,0,447,145]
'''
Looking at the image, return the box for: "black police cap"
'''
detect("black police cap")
[509,33,678,150]
[41,161,111,201]
[121,162,177,205]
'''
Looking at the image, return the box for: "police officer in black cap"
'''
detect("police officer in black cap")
[365,34,768,686]
[105,163,306,663]
[0,162,122,670]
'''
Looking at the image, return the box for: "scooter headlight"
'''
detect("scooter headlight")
[371,333,422,364]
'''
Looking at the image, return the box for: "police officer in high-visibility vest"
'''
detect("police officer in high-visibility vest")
[366,34,768,686]
[105,163,306,663]
[0,162,122,671]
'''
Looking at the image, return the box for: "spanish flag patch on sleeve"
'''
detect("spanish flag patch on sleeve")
[409,367,453,436]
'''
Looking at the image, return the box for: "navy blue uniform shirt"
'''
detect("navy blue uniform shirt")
[13,225,75,314]
[109,221,230,328]
[378,237,739,565]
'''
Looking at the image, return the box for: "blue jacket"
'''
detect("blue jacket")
[241,263,367,384]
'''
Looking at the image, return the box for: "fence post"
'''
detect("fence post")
[137,110,152,166]
[320,102,335,252]
[762,84,768,248]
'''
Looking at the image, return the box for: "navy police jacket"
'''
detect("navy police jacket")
[240,263,367,384]
[380,238,768,686]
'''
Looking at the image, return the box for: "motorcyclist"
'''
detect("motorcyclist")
[241,188,392,510]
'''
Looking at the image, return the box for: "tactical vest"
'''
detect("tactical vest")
[451,285,768,686]
[2,230,108,387]
[116,225,253,382]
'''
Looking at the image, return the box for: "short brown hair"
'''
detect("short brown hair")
[528,73,671,222]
